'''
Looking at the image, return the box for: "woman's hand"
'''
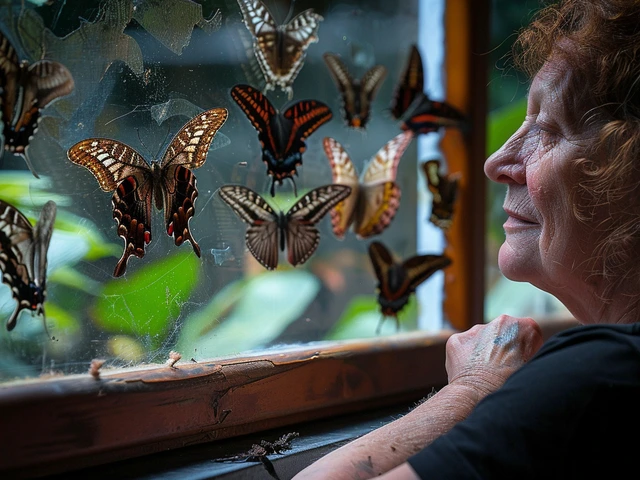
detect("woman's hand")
[446,315,544,398]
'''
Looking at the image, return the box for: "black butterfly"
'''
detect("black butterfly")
[236,0,323,99]
[0,199,56,331]
[323,52,387,129]
[0,30,74,177]
[218,184,351,270]
[231,84,333,197]
[368,241,451,332]
[67,107,228,277]
[423,159,460,230]
[390,44,465,135]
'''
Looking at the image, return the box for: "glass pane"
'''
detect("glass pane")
[0,0,453,381]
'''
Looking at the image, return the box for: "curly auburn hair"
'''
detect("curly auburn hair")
[514,0,640,303]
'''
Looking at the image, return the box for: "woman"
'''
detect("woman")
[293,1,640,478]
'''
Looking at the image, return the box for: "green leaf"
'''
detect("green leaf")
[92,252,200,341]
[178,270,320,359]
[49,266,102,295]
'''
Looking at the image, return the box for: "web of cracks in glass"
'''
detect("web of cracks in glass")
[0,0,447,382]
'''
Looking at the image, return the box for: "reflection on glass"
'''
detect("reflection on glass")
[0,0,454,382]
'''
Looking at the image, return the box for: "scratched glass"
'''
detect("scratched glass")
[0,0,450,381]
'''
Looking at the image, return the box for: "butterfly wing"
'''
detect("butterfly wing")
[285,184,351,267]
[423,160,460,229]
[281,98,333,165]
[355,130,413,238]
[159,107,228,255]
[356,64,387,128]
[218,185,279,270]
[323,53,358,127]
[403,98,466,134]
[231,83,278,156]
[402,253,452,292]
[323,137,360,239]
[0,32,20,152]
[279,9,323,97]
[67,139,153,277]
[0,200,56,331]
[390,44,424,120]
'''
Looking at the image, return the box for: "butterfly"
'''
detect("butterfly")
[323,130,414,240]
[67,107,228,277]
[0,199,56,331]
[236,0,323,99]
[218,184,351,270]
[0,30,74,177]
[323,52,387,129]
[390,44,465,135]
[423,159,460,230]
[368,240,451,332]
[231,83,332,197]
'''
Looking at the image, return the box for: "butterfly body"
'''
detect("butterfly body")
[423,160,460,229]
[0,31,74,175]
[231,84,332,197]
[368,241,451,331]
[236,0,323,98]
[0,200,56,331]
[323,53,387,129]
[324,131,413,239]
[219,184,351,270]
[67,107,228,277]
[391,44,464,135]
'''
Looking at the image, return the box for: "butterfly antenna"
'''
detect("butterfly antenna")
[375,314,386,335]
[42,313,54,341]
[289,176,298,197]
[283,0,297,24]
[22,150,40,179]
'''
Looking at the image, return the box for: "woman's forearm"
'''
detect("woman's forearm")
[291,383,482,480]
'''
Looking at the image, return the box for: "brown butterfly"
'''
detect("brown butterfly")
[390,44,465,134]
[323,52,387,129]
[323,131,413,240]
[0,30,74,177]
[423,159,460,230]
[218,184,351,270]
[67,108,228,277]
[0,199,56,331]
[236,0,323,99]
[368,241,451,332]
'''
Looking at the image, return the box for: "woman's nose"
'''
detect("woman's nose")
[484,126,528,185]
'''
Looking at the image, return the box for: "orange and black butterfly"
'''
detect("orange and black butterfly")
[323,52,387,129]
[368,241,451,333]
[231,83,332,197]
[0,199,56,331]
[219,184,351,270]
[67,108,228,277]
[0,30,74,177]
[236,0,323,99]
[423,159,460,230]
[323,131,413,239]
[390,44,465,135]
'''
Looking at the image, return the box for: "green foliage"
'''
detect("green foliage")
[176,269,320,358]
[92,252,200,342]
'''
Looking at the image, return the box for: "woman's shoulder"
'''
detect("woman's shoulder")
[541,322,640,356]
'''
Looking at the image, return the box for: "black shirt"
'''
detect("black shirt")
[408,323,640,479]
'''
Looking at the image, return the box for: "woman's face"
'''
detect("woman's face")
[484,58,602,317]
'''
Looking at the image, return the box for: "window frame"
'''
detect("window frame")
[0,0,499,476]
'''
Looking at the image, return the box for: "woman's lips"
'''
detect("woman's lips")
[503,208,538,231]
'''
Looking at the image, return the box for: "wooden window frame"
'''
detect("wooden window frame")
[0,0,496,476]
